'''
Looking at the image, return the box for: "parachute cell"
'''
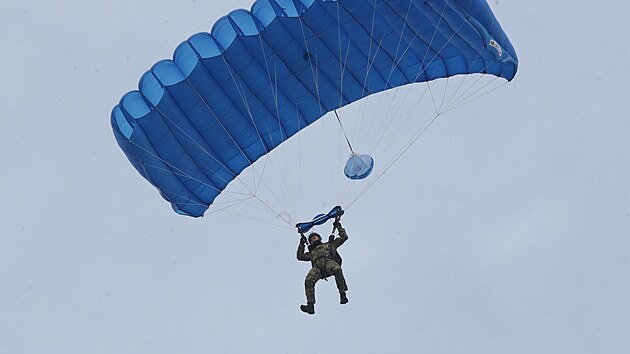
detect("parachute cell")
[111,0,518,217]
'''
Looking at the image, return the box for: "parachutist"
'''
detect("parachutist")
[297,215,348,315]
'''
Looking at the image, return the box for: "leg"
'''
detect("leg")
[304,267,321,304]
[324,260,348,304]
[324,260,348,293]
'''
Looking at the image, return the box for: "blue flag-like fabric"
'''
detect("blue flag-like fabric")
[296,205,345,234]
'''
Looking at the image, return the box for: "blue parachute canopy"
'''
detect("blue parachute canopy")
[111,0,518,217]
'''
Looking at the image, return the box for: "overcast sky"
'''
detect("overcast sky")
[2,1,629,353]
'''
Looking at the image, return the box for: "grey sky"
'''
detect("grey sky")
[1,1,629,353]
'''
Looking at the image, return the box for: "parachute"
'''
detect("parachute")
[111,0,518,223]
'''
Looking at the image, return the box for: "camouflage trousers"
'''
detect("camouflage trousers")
[305,259,348,304]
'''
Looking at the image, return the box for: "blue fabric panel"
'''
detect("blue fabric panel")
[296,205,344,233]
[112,0,518,216]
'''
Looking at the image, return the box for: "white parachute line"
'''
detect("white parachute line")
[426,78,440,115]
[442,78,507,115]
[335,4,352,205]
[220,56,272,188]
[377,83,433,159]
[437,53,504,113]
[415,0,453,80]
[129,141,251,198]
[272,71,297,215]
[382,0,415,89]
[155,188,215,209]
[441,75,482,111]
[150,83,258,197]
[355,37,386,149]
[182,43,260,182]
[346,111,443,210]
[251,194,294,227]
[139,161,249,198]
[347,77,509,211]
[358,0,379,101]
[337,2,344,108]
[439,47,493,110]
[296,98,304,220]
[438,77,450,113]
[439,52,493,111]
[207,195,255,210]
[210,181,294,227]
[131,132,287,222]
[369,19,471,155]
[148,111,245,195]
[258,36,281,118]
[298,16,325,119]
[381,0,453,93]
[255,37,299,219]
[354,1,382,144]
[367,0,458,153]
[220,56,270,155]
[298,17,338,197]
[160,78,276,202]
[205,204,294,231]
[444,72,500,111]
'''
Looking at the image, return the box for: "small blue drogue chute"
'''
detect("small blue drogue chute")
[344,153,374,180]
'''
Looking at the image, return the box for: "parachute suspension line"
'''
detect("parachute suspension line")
[337,2,343,108]
[368,12,470,154]
[179,45,259,169]
[364,0,452,153]
[334,110,354,154]
[221,56,270,155]
[298,17,324,119]
[354,0,381,143]
[443,77,507,115]
[220,55,274,190]
[442,44,503,111]
[205,203,294,231]
[127,112,254,198]
[335,3,355,109]
[154,62,288,222]
[439,49,506,113]
[256,36,301,220]
[346,111,442,211]
[382,0,415,88]
[251,194,294,227]
[128,144,252,210]
[348,80,510,210]
[145,71,257,197]
[377,83,433,159]
[439,49,495,112]
[298,18,339,198]
[149,105,248,195]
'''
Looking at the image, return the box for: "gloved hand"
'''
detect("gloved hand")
[300,234,307,244]
[333,216,342,229]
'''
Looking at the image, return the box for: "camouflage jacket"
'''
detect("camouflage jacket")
[297,226,348,266]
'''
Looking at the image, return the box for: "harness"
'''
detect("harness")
[309,235,343,280]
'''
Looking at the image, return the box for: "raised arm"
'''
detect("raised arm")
[297,234,311,262]
[331,219,348,248]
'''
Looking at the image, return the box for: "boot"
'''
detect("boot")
[300,303,315,315]
[340,292,348,304]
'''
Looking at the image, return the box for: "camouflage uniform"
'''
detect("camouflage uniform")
[297,226,348,304]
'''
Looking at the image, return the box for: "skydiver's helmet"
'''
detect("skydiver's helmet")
[308,232,322,245]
